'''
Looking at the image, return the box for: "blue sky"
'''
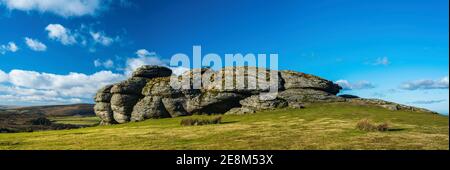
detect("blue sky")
[0,0,448,114]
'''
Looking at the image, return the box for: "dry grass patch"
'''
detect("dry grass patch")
[356,119,390,132]
[180,116,222,126]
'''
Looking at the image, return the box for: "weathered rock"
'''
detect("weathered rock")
[95,66,347,124]
[97,84,114,93]
[95,93,112,102]
[380,104,399,111]
[346,98,437,113]
[110,94,140,123]
[225,107,256,115]
[110,77,148,95]
[278,89,345,106]
[280,70,341,94]
[141,77,182,97]
[162,98,189,117]
[204,67,283,93]
[132,65,172,78]
[94,102,116,124]
[94,85,113,102]
[239,95,288,110]
[224,95,288,115]
[131,96,171,121]
[192,92,246,114]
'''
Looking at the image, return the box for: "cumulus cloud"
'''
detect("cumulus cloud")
[0,0,107,17]
[0,70,8,82]
[24,37,47,51]
[90,31,117,46]
[335,80,375,90]
[44,23,121,50]
[0,42,18,54]
[136,49,152,58]
[45,24,77,45]
[0,69,125,105]
[94,59,114,68]
[372,56,390,66]
[409,99,446,105]
[400,76,449,90]
[122,49,188,76]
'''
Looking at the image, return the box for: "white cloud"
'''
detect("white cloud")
[0,69,126,105]
[0,0,106,17]
[124,49,167,76]
[400,76,449,90]
[94,59,114,68]
[24,37,47,51]
[0,70,8,82]
[373,56,390,66]
[0,42,18,54]
[90,31,116,46]
[45,24,77,45]
[124,49,190,76]
[409,99,446,105]
[136,49,152,58]
[335,80,375,90]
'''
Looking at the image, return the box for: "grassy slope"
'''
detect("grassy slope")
[0,103,448,150]
[49,116,100,126]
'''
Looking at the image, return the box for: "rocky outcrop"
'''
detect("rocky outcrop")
[346,98,438,113]
[94,65,435,124]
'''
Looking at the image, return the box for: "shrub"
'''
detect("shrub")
[376,122,389,132]
[356,119,389,132]
[180,116,222,126]
[28,117,53,126]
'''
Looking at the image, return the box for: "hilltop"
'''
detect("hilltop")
[93,65,436,125]
[0,104,95,133]
[0,102,447,150]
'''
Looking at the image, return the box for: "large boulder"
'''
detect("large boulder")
[110,77,148,95]
[239,95,288,110]
[131,96,171,121]
[226,95,288,115]
[278,88,345,107]
[94,65,348,124]
[94,102,115,125]
[162,98,190,117]
[346,98,438,113]
[94,85,113,102]
[192,92,246,114]
[203,67,283,93]
[110,94,140,123]
[132,65,172,79]
[279,70,341,94]
[141,77,182,97]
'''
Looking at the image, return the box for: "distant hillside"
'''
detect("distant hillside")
[0,104,95,133]
[0,105,19,109]
[3,104,95,117]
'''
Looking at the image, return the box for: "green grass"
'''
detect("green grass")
[49,116,100,126]
[0,102,448,150]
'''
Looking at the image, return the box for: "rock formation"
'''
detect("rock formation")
[94,65,436,125]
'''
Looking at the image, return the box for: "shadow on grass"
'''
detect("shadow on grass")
[388,128,405,132]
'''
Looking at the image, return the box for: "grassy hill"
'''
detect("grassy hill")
[0,104,95,133]
[0,102,447,150]
[1,104,95,116]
